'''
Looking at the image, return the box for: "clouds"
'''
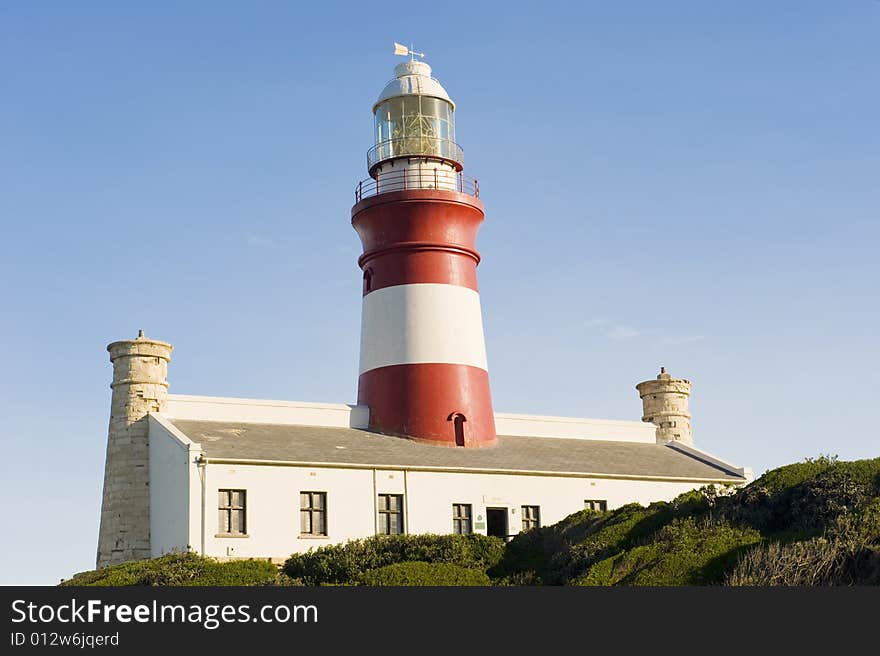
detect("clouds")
[607,325,642,340]
[660,334,706,345]
[244,233,276,248]
[584,318,705,344]
[584,318,641,341]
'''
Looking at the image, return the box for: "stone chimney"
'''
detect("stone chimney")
[96,330,172,568]
[636,367,692,445]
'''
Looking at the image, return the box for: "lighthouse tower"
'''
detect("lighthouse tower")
[351,56,496,447]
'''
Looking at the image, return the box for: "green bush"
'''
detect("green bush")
[60,553,279,587]
[573,518,762,586]
[748,456,841,495]
[722,457,880,536]
[362,561,491,586]
[490,524,555,584]
[283,533,505,586]
[496,500,693,585]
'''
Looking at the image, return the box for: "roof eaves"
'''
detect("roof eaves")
[198,455,746,484]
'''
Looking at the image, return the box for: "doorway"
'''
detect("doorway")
[486,507,508,540]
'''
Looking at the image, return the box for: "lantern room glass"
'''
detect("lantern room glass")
[373,95,456,162]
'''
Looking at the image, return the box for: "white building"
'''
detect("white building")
[97,350,750,566]
[160,397,749,562]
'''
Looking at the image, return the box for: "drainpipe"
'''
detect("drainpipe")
[372,469,378,535]
[196,454,207,556]
[403,469,410,534]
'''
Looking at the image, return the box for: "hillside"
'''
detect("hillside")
[493,455,880,585]
[63,456,880,586]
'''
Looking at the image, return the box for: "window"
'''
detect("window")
[218,489,246,535]
[300,491,327,536]
[452,503,472,535]
[584,499,608,512]
[377,494,404,535]
[521,505,540,531]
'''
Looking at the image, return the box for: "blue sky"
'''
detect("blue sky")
[1,1,878,584]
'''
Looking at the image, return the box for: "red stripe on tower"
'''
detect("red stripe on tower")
[351,57,496,447]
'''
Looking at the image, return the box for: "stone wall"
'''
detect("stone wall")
[636,367,692,445]
[96,331,172,568]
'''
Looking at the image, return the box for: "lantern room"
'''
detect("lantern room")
[367,60,464,192]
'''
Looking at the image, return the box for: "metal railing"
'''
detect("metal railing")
[355,167,479,202]
[367,137,464,172]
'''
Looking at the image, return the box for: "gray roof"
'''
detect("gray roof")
[169,420,745,482]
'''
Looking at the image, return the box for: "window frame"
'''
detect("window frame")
[299,491,328,538]
[217,489,247,537]
[452,503,473,535]
[584,499,608,512]
[521,505,541,531]
[377,493,405,535]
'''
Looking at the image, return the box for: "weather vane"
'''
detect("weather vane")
[393,42,425,61]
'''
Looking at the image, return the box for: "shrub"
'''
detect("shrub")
[502,501,693,585]
[362,561,491,586]
[546,505,659,584]
[492,570,544,586]
[572,518,761,586]
[726,500,880,586]
[490,524,556,584]
[726,538,844,586]
[60,553,279,587]
[749,456,840,495]
[722,457,880,536]
[283,534,505,586]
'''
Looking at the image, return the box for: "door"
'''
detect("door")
[486,507,508,540]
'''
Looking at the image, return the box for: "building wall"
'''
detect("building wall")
[148,417,191,557]
[493,413,655,443]
[203,464,377,559]
[404,471,705,536]
[165,396,370,428]
[193,462,724,560]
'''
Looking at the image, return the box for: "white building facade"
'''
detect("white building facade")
[143,394,750,563]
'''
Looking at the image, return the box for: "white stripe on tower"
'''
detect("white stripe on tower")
[358,283,488,375]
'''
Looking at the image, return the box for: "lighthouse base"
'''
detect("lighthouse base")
[357,363,497,447]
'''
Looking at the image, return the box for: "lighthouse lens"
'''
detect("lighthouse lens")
[374,96,456,163]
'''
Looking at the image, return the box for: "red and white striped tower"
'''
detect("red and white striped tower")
[352,54,496,447]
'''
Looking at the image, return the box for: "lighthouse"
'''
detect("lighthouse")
[91,48,753,567]
[351,55,496,447]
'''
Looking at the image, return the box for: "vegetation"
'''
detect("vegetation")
[62,456,880,586]
[61,552,280,586]
[494,455,880,586]
[572,518,761,586]
[725,502,880,586]
[362,561,491,586]
[282,533,504,585]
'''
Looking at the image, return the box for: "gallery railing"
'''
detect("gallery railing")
[355,168,479,202]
